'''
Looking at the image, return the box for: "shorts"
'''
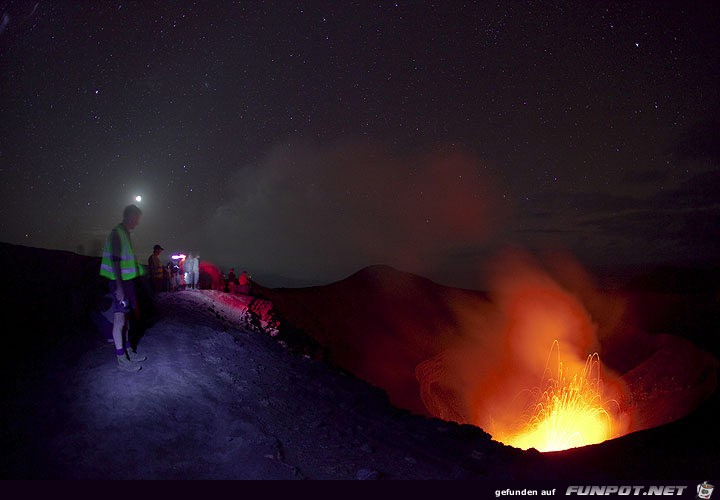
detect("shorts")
[108,279,137,314]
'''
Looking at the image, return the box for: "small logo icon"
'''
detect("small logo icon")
[698,482,714,500]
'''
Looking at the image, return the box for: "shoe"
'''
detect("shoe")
[117,355,141,372]
[126,349,147,363]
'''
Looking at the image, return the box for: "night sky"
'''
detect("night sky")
[1,1,718,288]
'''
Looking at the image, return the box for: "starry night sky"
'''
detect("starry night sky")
[1,1,718,288]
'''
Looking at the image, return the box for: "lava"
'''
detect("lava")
[416,251,634,452]
[260,253,717,456]
[493,342,620,452]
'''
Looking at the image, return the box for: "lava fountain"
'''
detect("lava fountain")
[493,342,620,452]
[417,250,633,452]
[259,250,716,455]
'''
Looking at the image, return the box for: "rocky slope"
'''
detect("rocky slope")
[1,242,718,479]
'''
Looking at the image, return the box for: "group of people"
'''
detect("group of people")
[148,246,200,293]
[225,268,251,294]
[100,204,256,372]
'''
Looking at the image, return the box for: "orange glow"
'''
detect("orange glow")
[415,251,638,453]
[493,342,619,452]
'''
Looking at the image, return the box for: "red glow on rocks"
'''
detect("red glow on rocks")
[415,250,719,451]
[263,253,717,453]
[199,261,222,290]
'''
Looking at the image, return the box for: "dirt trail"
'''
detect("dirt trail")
[2,290,519,479]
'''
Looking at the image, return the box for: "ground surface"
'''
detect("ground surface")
[1,242,719,480]
[1,290,529,479]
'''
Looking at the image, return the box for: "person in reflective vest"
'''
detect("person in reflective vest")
[99,204,147,372]
[148,244,165,293]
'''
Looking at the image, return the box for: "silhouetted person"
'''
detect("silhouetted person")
[178,255,186,290]
[237,270,251,295]
[168,259,181,291]
[227,268,237,293]
[185,252,200,289]
[148,244,164,293]
[99,204,147,372]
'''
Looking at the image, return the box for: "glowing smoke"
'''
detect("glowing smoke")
[265,247,716,452]
[417,249,633,450]
[206,138,506,286]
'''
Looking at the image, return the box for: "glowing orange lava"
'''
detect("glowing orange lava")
[494,342,620,452]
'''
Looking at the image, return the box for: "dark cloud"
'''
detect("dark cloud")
[503,165,720,269]
[203,139,506,285]
[572,170,720,266]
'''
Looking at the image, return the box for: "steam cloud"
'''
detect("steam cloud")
[205,138,505,285]
[415,249,717,449]
[417,249,630,444]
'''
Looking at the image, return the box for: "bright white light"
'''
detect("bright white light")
[135,195,142,202]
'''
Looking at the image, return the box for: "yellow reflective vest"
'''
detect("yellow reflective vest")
[99,224,145,280]
[148,253,163,279]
